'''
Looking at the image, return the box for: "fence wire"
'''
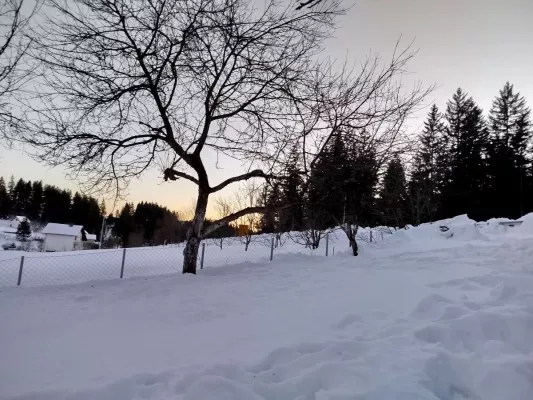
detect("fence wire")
[0,229,393,288]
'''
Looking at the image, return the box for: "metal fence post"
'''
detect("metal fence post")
[200,242,206,269]
[120,248,127,279]
[370,230,373,243]
[17,256,25,286]
[325,233,329,256]
[270,237,274,261]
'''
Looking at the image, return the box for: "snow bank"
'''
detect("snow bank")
[514,212,533,235]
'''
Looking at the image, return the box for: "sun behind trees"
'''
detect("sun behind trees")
[11,0,430,273]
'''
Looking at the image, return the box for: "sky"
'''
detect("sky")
[1,0,532,215]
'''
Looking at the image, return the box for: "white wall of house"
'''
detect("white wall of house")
[44,233,83,252]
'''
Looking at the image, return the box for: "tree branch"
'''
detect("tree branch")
[202,203,292,237]
[209,169,272,193]
[163,168,199,185]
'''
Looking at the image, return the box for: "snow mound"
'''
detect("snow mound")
[447,224,489,241]
[514,212,533,236]
[383,214,482,245]
[445,214,477,226]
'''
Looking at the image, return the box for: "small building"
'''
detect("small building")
[41,223,85,252]
[9,216,30,229]
[238,224,249,236]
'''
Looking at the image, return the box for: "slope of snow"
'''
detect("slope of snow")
[1,215,533,400]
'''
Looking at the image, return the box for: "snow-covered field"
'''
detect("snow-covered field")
[1,215,533,399]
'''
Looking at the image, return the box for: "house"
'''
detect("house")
[41,223,85,252]
[9,216,31,229]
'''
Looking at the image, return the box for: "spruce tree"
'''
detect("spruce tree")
[441,89,489,220]
[12,178,27,215]
[22,181,33,217]
[343,130,379,227]
[378,158,409,227]
[279,144,304,232]
[260,182,281,233]
[99,199,107,217]
[115,202,135,247]
[7,175,15,214]
[409,105,448,224]
[70,192,84,224]
[341,130,379,255]
[16,219,32,243]
[29,181,44,220]
[306,133,346,229]
[0,177,9,218]
[487,82,532,218]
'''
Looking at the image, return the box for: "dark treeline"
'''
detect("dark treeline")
[113,202,185,247]
[0,178,184,247]
[113,201,238,248]
[0,175,237,247]
[0,176,104,233]
[261,82,532,233]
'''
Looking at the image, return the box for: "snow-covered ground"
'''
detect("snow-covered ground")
[1,215,533,399]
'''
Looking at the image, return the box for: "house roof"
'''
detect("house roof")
[42,223,84,236]
[85,231,97,241]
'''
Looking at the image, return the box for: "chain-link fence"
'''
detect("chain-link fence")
[0,228,393,288]
[0,239,271,288]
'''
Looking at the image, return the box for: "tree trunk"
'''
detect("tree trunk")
[182,188,209,274]
[350,239,358,256]
[345,223,359,257]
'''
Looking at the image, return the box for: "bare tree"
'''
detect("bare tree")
[232,183,262,251]
[15,0,344,273]
[0,0,40,135]
[296,0,325,11]
[211,197,234,249]
[289,225,329,250]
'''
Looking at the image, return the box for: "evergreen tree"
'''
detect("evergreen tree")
[41,185,72,223]
[305,133,346,229]
[408,105,447,224]
[0,177,9,218]
[341,130,379,255]
[85,196,102,233]
[343,130,379,228]
[12,178,27,215]
[99,199,107,217]
[134,202,168,243]
[16,219,32,243]
[378,158,409,227]
[114,202,135,247]
[487,82,532,218]
[260,182,281,233]
[279,144,304,231]
[70,192,84,224]
[23,180,33,217]
[7,175,15,214]
[441,88,489,220]
[29,181,44,220]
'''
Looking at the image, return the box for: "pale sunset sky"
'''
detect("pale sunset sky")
[1,0,532,215]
